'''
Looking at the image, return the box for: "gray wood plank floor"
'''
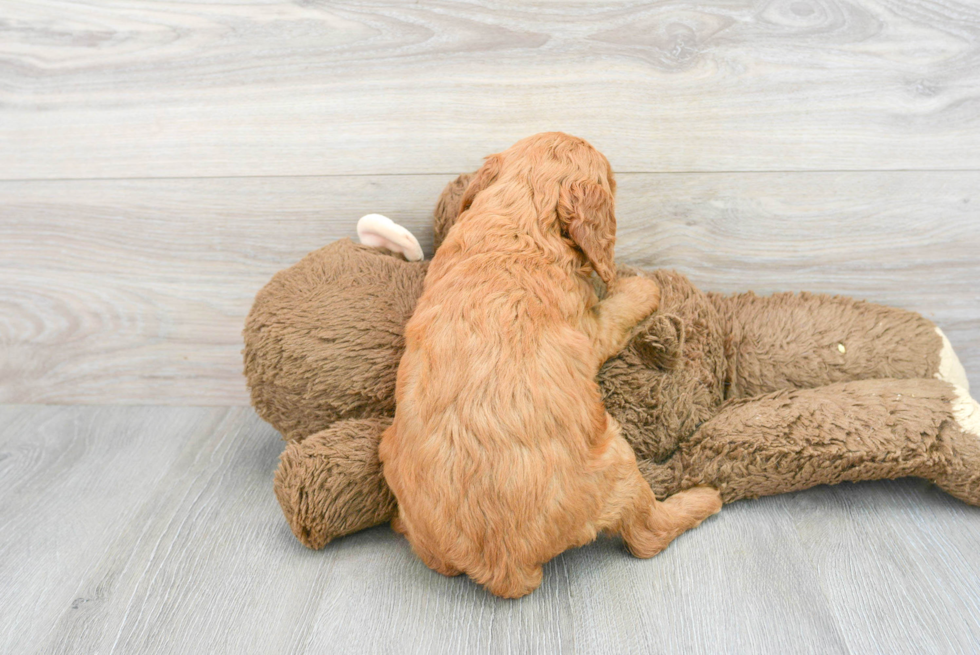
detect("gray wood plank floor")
[3,0,980,652]
[1,405,979,655]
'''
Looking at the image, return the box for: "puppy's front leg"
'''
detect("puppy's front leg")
[591,275,661,365]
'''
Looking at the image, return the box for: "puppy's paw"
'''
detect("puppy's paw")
[625,486,722,560]
[675,486,723,522]
[610,275,661,318]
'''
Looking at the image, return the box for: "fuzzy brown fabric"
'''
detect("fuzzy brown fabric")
[274,418,397,546]
[709,291,942,398]
[646,378,980,505]
[599,268,728,464]
[244,243,426,442]
[243,177,979,550]
[432,172,472,252]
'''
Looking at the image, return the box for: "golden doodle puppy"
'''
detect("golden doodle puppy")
[379,133,722,598]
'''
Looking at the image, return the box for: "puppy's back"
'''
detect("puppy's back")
[381,251,609,583]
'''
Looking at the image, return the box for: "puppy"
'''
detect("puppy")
[379,133,722,598]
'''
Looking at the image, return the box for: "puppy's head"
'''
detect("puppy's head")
[459,132,617,284]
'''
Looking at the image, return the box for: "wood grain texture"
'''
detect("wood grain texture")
[0,405,235,654]
[1,405,978,654]
[2,0,979,179]
[0,174,449,405]
[2,172,977,405]
[785,480,980,653]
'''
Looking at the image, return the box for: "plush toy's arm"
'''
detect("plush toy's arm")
[708,291,969,399]
[643,377,980,506]
[274,418,396,549]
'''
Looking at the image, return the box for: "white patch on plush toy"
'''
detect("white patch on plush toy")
[935,327,970,392]
[951,385,980,438]
[357,214,424,262]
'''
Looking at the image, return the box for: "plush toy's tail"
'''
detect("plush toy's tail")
[642,378,980,507]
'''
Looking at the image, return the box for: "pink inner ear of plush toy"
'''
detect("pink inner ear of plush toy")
[357,214,424,261]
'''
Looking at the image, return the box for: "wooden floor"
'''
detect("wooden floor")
[2,1,979,653]
[3,406,980,654]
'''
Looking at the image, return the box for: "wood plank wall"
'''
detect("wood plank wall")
[2,0,978,404]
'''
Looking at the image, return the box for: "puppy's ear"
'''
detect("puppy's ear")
[559,180,617,284]
[458,154,501,215]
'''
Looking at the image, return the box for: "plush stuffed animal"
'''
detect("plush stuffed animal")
[244,173,980,550]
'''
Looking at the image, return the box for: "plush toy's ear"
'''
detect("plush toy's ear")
[433,172,474,250]
[458,154,502,215]
[558,180,617,285]
[356,214,424,261]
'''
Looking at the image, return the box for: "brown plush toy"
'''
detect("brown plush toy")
[244,173,980,550]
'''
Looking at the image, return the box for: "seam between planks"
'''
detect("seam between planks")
[1,169,980,184]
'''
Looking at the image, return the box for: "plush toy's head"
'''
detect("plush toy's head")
[243,240,427,442]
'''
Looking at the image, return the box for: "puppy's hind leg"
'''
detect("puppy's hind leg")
[395,513,462,577]
[597,424,722,559]
[414,544,463,578]
[621,485,723,559]
[480,563,544,600]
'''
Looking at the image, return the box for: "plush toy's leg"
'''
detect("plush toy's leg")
[660,378,980,506]
[274,418,397,549]
[708,291,969,398]
[936,329,971,391]
[943,384,980,502]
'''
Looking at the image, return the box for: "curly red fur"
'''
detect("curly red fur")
[378,133,721,598]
